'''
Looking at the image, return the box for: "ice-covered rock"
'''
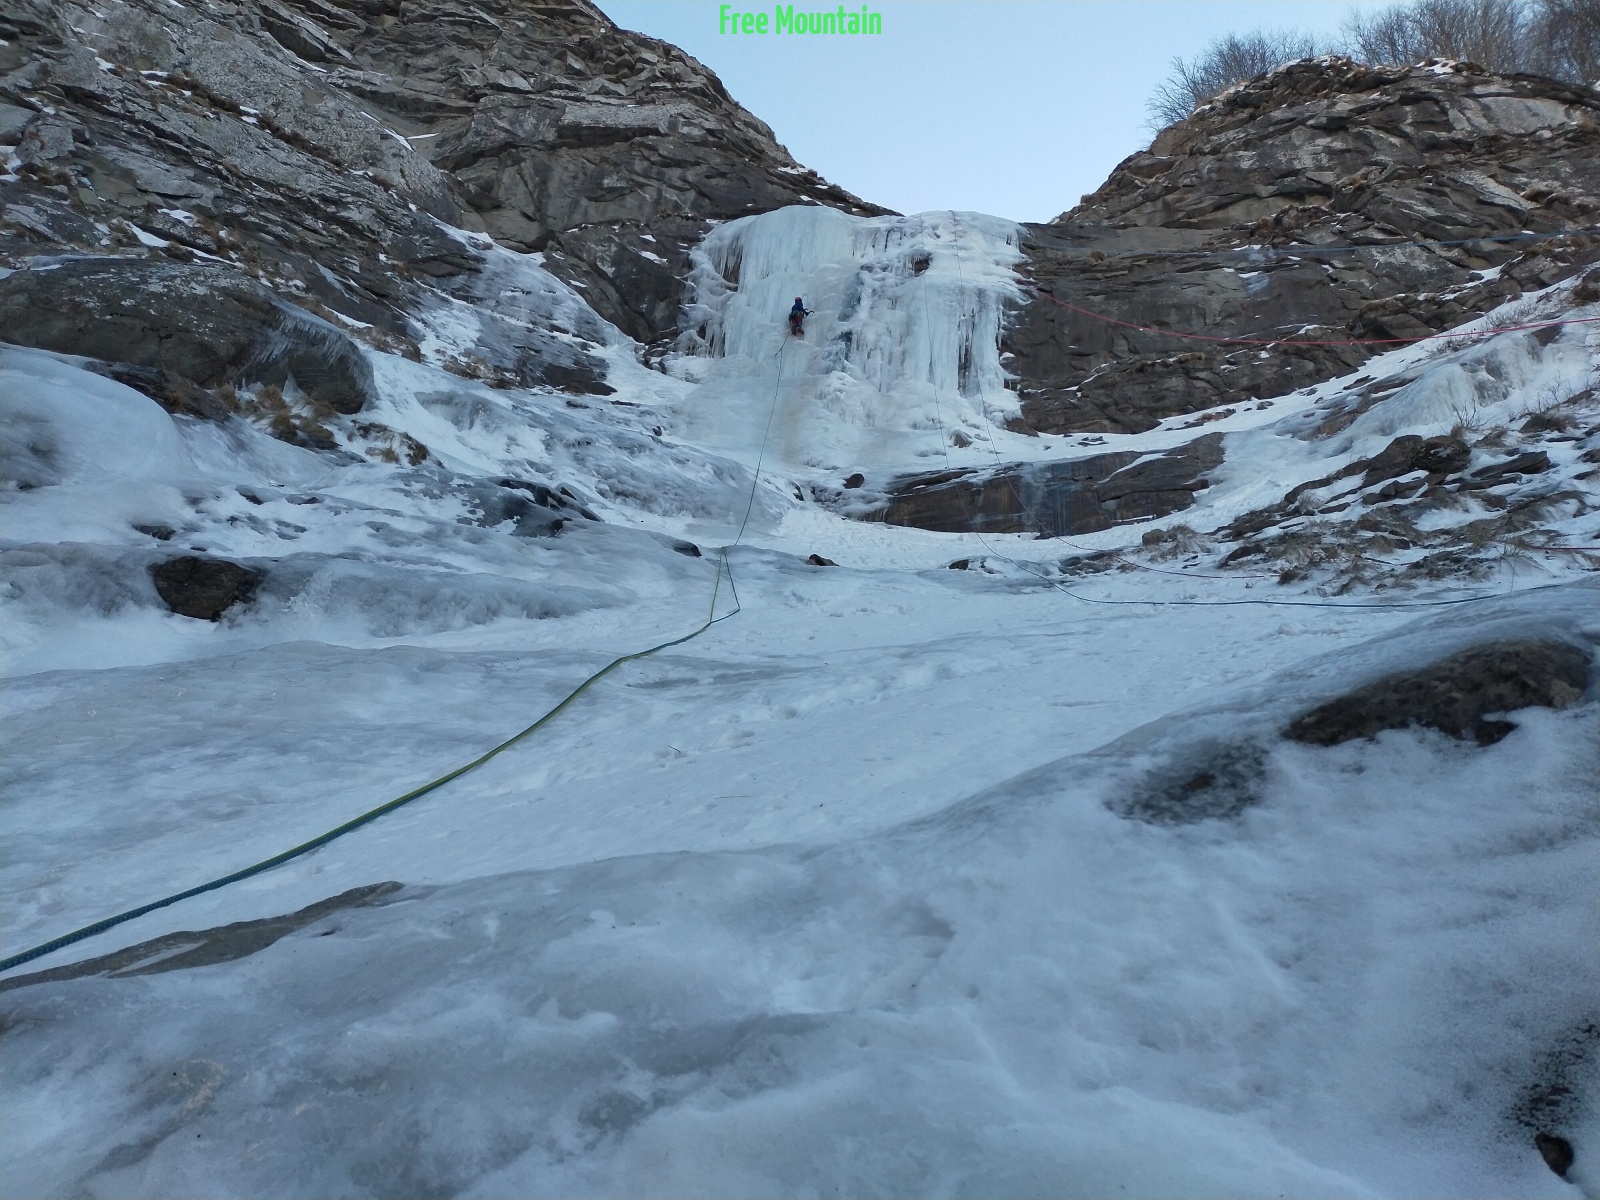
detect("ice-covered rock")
[3,11,1599,1200]
[1009,58,1600,434]
[0,260,377,415]
[670,207,1026,477]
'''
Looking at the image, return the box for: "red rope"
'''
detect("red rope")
[1028,287,1600,347]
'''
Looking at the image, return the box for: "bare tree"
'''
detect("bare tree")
[1532,0,1600,81]
[1145,0,1598,136]
[1146,30,1329,128]
[1344,0,1533,72]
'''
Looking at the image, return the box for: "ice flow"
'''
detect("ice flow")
[671,207,1026,475]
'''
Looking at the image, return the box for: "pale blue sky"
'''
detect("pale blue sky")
[593,1,1391,222]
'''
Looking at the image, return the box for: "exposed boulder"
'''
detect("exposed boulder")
[460,478,599,538]
[0,260,375,414]
[1283,639,1591,747]
[528,355,614,396]
[1112,741,1268,825]
[150,555,264,621]
[1536,1133,1575,1179]
[1008,59,1600,434]
[1353,434,1471,487]
[82,361,237,422]
[878,434,1223,536]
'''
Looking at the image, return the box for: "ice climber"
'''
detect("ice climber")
[789,297,811,337]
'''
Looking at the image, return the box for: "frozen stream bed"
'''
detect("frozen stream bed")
[3,208,1598,1198]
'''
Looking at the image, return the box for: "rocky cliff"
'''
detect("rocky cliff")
[1,0,884,409]
[5,9,1597,556]
[1007,58,1600,434]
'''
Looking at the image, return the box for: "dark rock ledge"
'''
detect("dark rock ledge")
[872,434,1224,537]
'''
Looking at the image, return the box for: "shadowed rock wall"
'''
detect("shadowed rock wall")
[1007,59,1600,434]
[878,435,1224,536]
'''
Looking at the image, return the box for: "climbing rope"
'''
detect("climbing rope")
[1,343,794,976]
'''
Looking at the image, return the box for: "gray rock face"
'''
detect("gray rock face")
[0,0,886,386]
[1282,639,1591,746]
[150,556,264,621]
[876,434,1223,536]
[82,363,237,422]
[412,3,889,339]
[1,0,474,331]
[0,259,375,413]
[1007,59,1600,434]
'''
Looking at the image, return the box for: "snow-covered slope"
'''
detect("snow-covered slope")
[2,205,1597,1198]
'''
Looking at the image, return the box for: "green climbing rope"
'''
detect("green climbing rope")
[1,341,792,975]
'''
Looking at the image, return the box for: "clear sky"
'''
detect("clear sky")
[592,1,1390,223]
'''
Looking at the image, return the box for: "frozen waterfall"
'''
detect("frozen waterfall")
[671,206,1027,476]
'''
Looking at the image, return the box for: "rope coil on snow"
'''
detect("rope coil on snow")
[0,344,794,976]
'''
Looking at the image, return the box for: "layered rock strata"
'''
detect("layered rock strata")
[876,435,1224,537]
[1007,58,1600,434]
[0,0,884,418]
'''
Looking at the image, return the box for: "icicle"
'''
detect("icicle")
[677,207,1026,438]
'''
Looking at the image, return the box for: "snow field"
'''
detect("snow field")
[3,586,1594,1198]
[2,206,1598,1197]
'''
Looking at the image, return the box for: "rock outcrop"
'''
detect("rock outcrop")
[150,555,264,620]
[0,883,404,993]
[876,434,1224,536]
[0,259,376,414]
[411,0,887,339]
[1007,59,1600,434]
[0,0,885,398]
[1282,639,1591,746]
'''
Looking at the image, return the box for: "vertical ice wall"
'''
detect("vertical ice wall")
[675,206,1025,468]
